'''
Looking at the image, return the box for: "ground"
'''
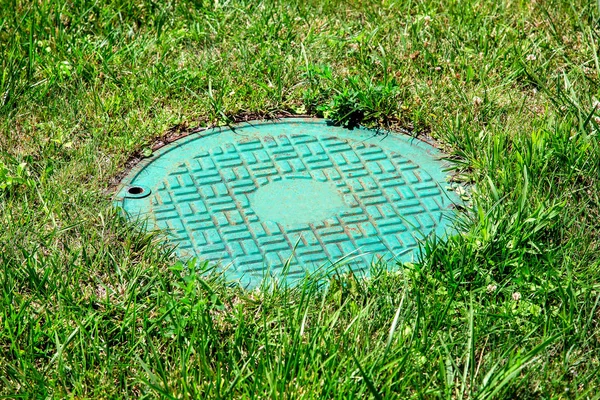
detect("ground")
[1,0,600,398]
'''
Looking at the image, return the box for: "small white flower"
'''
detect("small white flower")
[512,292,522,301]
[526,54,537,61]
[473,96,483,107]
[424,15,431,24]
[486,284,497,293]
[593,100,600,110]
[593,116,600,125]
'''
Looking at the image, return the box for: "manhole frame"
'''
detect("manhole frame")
[113,117,460,286]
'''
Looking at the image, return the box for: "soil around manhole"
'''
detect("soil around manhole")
[109,114,444,191]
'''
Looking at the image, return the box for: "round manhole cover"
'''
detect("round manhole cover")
[116,118,459,287]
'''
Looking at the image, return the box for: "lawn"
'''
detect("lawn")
[1,0,600,397]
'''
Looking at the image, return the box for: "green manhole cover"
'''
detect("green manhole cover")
[116,118,459,287]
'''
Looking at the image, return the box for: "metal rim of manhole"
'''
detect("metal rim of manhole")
[115,118,460,288]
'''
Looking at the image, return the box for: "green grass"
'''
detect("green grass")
[2,0,600,397]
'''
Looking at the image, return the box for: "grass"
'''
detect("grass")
[2,0,600,397]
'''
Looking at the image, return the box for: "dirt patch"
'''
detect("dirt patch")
[109,112,444,194]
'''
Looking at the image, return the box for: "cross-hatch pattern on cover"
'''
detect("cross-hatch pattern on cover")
[149,134,444,279]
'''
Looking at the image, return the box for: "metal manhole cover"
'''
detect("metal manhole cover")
[115,118,458,287]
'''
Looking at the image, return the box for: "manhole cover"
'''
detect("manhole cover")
[116,118,458,287]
